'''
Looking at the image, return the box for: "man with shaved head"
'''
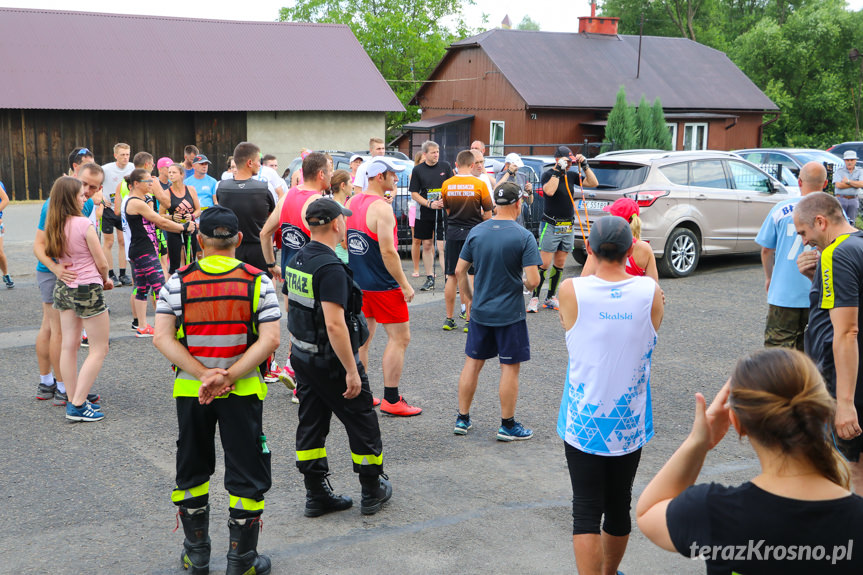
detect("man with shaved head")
[794,191,863,489]
[755,161,827,350]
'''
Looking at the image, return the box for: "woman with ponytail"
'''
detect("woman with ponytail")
[636,348,863,573]
[581,197,658,282]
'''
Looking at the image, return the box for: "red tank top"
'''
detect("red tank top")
[626,239,647,276]
[278,187,318,251]
[346,193,398,291]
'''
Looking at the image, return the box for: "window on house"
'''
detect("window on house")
[666,123,678,151]
[683,123,708,151]
[490,121,505,156]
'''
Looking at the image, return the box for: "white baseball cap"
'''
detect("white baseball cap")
[504,153,524,168]
[365,157,405,179]
[844,150,859,160]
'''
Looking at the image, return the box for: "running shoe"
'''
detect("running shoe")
[291,388,300,404]
[420,276,435,291]
[372,397,381,407]
[36,381,57,400]
[3,274,13,289]
[526,296,539,313]
[459,304,467,320]
[135,325,155,338]
[496,421,534,442]
[278,367,296,390]
[264,357,282,384]
[81,335,89,348]
[442,318,456,331]
[66,401,105,422]
[53,390,100,406]
[380,396,422,417]
[454,416,473,435]
[117,273,133,286]
[131,318,139,331]
[544,296,560,311]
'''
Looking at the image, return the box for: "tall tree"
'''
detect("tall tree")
[652,98,673,150]
[606,86,638,150]
[635,95,655,147]
[279,0,479,138]
[516,15,541,30]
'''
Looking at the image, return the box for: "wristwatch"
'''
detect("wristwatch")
[265,262,276,269]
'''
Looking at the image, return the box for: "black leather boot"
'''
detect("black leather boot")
[178,505,211,574]
[225,516,271,575]
[360,474,392,515]
[304,474,353,517]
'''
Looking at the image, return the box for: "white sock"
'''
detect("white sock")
[56,381,66,393]
[40,373,54,385]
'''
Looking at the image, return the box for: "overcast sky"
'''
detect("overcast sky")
[4,0,862,34]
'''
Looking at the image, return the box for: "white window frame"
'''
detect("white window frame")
[489,121,505,156]
[683,122,708,151]
[666,123,678,150]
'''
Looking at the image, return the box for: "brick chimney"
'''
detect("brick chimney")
[578,0,619,35]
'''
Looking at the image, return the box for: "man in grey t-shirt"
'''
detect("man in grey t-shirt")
[452,182,542,441]
[833,150,863,224]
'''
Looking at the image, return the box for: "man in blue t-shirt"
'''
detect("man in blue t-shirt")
[33,163,103,404]
[756,161,827,350]
[453,182,542,441]
[184,154,218,209]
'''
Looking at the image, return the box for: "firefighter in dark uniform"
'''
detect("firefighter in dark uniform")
[154,205,281,575]
[285,198,393,516]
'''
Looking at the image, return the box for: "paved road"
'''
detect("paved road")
[0,202,767,574]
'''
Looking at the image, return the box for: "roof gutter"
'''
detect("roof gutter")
[758,111,781,147]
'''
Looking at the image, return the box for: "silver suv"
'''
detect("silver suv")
[574,150,789,277]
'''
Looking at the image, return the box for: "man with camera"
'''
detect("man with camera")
[528,146,597,313]
[494,153,534,226]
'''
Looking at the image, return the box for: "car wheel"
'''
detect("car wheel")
[571,246,587,265]
[658,228,700,278]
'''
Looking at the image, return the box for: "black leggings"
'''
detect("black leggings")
[565,442,642,536]
[166,231,199,274]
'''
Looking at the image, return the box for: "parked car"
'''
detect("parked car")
[575,150,791,277]
[827,142,863,160]
[735,148,840,195]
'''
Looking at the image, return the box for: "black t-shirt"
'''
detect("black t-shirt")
[667,482,863,574]
[409,161,454,221]
[303,242,350,311]
[804,231,863,407]
[540,168,583,220]
[216,178,275,268]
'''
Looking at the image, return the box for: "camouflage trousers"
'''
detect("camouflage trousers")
[52,281,108,319]
[764,304,807,351]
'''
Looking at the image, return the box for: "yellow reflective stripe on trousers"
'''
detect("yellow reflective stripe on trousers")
[229,494,265,512]
[171,481,210,503]
[819,233,851,310]
[351,452,383,466]
[296,447,327,461]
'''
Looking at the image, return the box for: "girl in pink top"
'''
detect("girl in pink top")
[44,176,113,422]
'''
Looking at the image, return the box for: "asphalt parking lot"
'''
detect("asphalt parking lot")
[0,203,767,574]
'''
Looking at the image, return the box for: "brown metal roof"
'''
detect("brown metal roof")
[0,8,404,113]
[415,29,776,113]
[401,114,474,129]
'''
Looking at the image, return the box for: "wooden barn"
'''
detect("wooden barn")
[0,8,403,201]
[394,16,778,164]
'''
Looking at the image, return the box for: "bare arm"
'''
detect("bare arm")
[542,173,561,196]
[187,186,201,219]
[580,166,598,188]
[127,197,186,233]
[523,264,540,291]
[260,194,286,282]
[636,383,731,552]
[200,321,281,404]
[33,229,74,283]
[373,203,414,302]
[322,301,362,399]
[651,283,664,331]
[455,258,472,306]
[830,306,861,439]
[558,278,578,330]
[0,186,9,212]
[761,247,775,294]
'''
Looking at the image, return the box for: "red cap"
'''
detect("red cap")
[603,197,639,222]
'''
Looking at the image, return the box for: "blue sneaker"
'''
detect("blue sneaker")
[496,421,533,442]
[66,401,105,422]
[454,416,472,435]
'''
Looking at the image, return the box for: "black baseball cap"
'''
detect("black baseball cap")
[306,198,352,226]
[193,154,210,165]
[554,146,573,158]
[199,205,239,238]
[494,182,524,205]
[588,216,632,257]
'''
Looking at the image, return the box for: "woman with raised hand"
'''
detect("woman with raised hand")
[637,348,863,574]
[122,168,195,337]
[44,176,113,422]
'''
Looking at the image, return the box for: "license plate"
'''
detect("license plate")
[578,200,608,211]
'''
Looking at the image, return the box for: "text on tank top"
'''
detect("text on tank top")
[346,193,398,291]
[280,187,317,255]
[558,275,657,456]
[169,186,194,217]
